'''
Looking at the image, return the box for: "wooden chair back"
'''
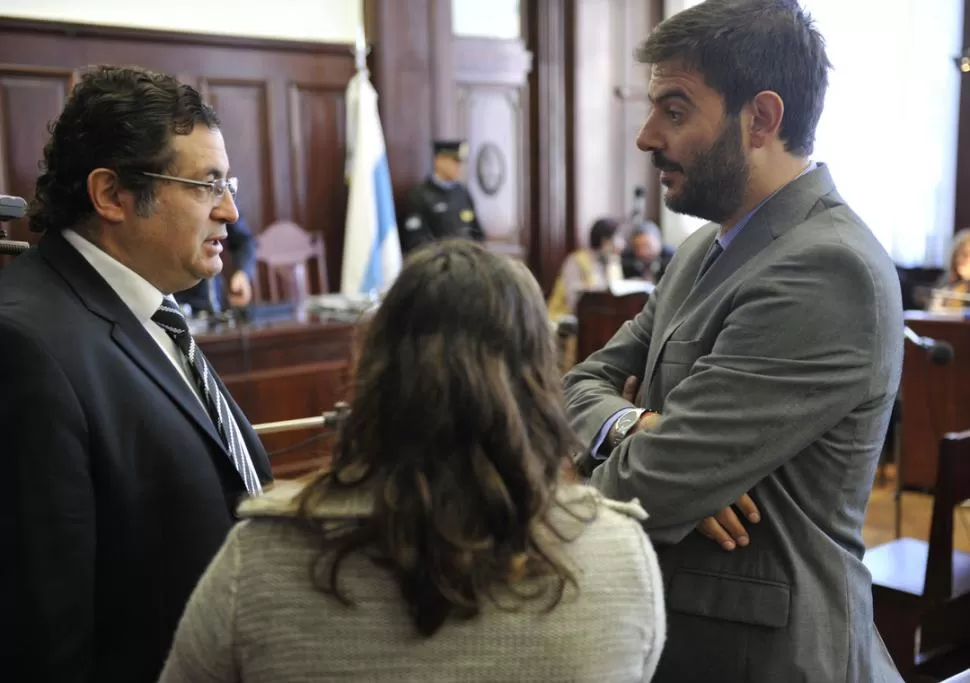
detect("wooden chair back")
[255,221,327,303]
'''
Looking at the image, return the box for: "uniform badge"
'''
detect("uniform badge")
[433,202,447,213]
[405,215,422,231]
[460,209,474,222]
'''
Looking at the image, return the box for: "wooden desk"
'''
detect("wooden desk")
[198,312,362,479]
[575,291,648,363]
[900,311,970,490]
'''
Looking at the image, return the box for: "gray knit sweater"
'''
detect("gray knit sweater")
[157,482,666,682]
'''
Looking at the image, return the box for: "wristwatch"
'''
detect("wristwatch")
[608,408,646,451]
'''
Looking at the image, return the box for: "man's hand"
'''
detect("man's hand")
[619,376,761,551]
[697,494,761,551]
[228,271,253,307]
[621,375,660,433]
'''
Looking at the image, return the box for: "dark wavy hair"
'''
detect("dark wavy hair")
[589,218,620,250]
[28,65,220,233]
[296,240,589,636]
[638,0,830,156]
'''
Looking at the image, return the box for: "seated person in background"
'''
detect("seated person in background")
[547,217,624,319]
[929,227,970,311]
[174,210,256,315]
[621,221,674,284]
[158,240,666,683]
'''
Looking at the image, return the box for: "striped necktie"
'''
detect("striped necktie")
[151,300,262,495]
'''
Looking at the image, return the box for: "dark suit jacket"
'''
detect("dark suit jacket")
[0,230,273,683]
[174,213,257,313]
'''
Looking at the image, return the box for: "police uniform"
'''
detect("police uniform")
[400,140,485,254]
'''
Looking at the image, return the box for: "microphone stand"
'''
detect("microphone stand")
[252,402,349,436]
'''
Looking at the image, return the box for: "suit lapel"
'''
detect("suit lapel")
[646,164,838,385]
[39,231,229,454]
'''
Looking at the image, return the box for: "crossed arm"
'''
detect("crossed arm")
[563,244,880,545]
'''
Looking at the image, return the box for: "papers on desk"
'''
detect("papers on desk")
[609,279,656,297]
[305,293,380,316]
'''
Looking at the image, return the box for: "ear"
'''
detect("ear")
[747,91,785,149]
[86,168,128,224]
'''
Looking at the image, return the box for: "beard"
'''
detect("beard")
[654,116,749,224]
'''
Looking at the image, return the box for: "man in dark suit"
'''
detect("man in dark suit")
[0,65,273,683]
[621,221,675,284]
[400,140,485,253]
[175,211,256,315]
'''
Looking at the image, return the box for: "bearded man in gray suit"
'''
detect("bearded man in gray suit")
[564,1,904,681]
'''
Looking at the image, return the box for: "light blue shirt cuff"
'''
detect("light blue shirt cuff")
[591,409,631,460]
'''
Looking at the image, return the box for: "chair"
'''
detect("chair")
[864,431,970,679]
[255,221,328,303]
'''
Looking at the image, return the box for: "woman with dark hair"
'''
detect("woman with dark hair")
[158,240,665,682]
[929,228,970,311]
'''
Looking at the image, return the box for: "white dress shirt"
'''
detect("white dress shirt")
[62,229,220,419]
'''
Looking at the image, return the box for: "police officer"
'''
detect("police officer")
[400,140,485,253]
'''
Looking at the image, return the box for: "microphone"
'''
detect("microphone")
[0,194,27,222]
[631,186,646,224]
[904,326,954,365]
[0,194,30,257]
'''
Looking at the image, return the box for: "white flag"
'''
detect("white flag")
[340,71,402,294]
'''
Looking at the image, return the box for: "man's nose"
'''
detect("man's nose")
[213,192,240,224]
[636,115,663,153]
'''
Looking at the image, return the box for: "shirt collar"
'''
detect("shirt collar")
[62,228,167,323]
[717,161,817,251]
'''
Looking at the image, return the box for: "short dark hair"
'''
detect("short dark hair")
[29,65,220,233]
[637,0,830,156]
[589,218,620,249]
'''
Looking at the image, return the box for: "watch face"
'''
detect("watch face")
[617,412,638,433]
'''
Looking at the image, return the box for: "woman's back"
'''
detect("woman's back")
[159,483,665,683]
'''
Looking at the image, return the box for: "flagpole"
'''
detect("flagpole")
[354,24,370,73]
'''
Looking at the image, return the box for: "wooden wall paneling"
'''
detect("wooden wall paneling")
[524,0,575,295]
[287,83,348,293]
[0,65,74,243]
[455,38,532,260]
[363,0,435,220]
[199,78,275,235]
[955,0,970,233]
[0,18,355,286]
[429,0,459,138]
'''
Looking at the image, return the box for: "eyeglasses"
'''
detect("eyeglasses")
[140,172,238,201]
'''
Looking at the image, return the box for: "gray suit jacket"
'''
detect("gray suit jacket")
[564,165,904,683]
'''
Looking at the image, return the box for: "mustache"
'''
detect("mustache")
[652,153,682,173]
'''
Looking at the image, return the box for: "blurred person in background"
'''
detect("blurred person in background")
[621,221,675,284]
[928,228,970,311]
[547,217,624,320]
